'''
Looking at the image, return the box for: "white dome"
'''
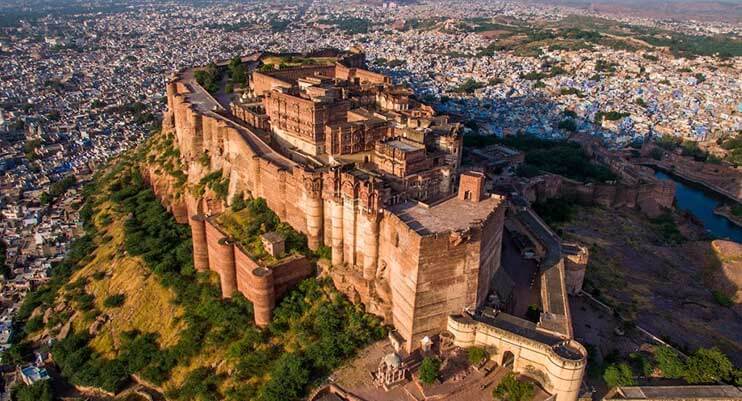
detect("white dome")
[383,352,401,368]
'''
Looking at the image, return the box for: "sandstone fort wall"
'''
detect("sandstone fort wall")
[165,73,507,350]
[523,174,675,217]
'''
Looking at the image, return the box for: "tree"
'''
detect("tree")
[103,294,125,308]
[12,380,53,401]
[231,192,246,212]
[467,347,488,365]
[258,353,310,401]
[493,372,534,401]
[228,57,247,86]
[418,356,441,384]
[683,348,733,384]
[654,346,684,378]
[603,363,635,387]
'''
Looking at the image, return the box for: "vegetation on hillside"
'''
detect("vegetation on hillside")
[532,198,576,226]
[194,63,222,94]
[717,135,742,166]
[464,134,617,183]
[146,132,187,193]
[11,380,53,401]
[649,213,685,245]
[317,17,370,34]
[654,134,729,164]
[453,78,485,94]
[453,15,741,59]
[12,133,384,400]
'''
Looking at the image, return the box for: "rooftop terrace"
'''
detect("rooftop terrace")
[389,195,503,235]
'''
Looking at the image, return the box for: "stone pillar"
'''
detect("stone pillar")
[189,215,209,272]
[362,213,380,280]
[216,238,237,298]
[331,199,344,266]
[305,195,323,251]
[250,267,275,327]
[343,196,357,266]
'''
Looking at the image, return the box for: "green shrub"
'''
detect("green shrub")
[24,316,44,334]
[198,152,210,167]
[467,347,488,365]
[419,356,441,384]
[532,199,575,226]
[453,78,484,94]
[12,380,53,401]
[650,148,664,161]
[628,352,654,377]
[683,347,733,384]
[712,290,733,307]
[230,192,246,212]
[650,213,685,245]
[103,294,126,308]
[603,363,635,387]
[558,118,577,132]
[493,372,534,401]
[654,346,685,378]
[315,245,332,261]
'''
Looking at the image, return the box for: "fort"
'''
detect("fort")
[154,49,586,401]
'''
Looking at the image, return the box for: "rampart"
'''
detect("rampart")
[189,214,313,327]
[447,313,586,401]
[522,173,675,218]
[165,72,508,347]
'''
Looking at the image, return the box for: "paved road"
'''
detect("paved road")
[501,231,539,318]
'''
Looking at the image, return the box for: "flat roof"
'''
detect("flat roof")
[611,386,742,400]
[389,195,502,235]
[386,139,424,153]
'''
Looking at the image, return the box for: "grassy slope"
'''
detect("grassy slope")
[45,173,232,393]
[66,199,185,357]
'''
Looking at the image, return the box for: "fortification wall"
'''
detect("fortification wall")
[166,74,505,346]
[204,219,237,297]
[202,218,312,326]
[335,64,390,84]
[524,174,675,218]
[447,315,586,401]
[378,200,506,351]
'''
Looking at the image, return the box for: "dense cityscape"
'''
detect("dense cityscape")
[0,1,740,401]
